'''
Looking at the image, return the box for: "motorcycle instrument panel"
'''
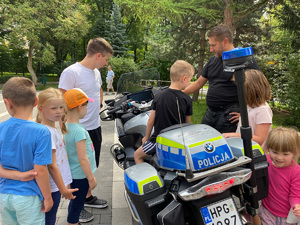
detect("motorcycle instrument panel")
[200,197,242,225]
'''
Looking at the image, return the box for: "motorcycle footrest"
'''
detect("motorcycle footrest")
[145,192,168,208]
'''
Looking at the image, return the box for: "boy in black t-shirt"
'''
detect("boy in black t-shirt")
[134,60,194,164]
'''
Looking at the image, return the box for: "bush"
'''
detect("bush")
[101,57,139,91]
[0,74,32,84]
[281,52,300,128]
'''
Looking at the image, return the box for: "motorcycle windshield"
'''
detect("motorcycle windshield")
[116,68,164,94]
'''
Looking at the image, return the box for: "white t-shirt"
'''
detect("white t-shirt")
[46,125,72,193]
[59,62,102,130]
[236,102,273,151]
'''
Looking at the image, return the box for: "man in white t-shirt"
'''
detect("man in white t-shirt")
[59,37,113,223]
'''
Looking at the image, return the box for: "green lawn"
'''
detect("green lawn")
[35,83,59,90]
[0,73,59,84]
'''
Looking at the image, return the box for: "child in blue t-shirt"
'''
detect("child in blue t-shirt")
[0,77,53,225]
[0,164,37,181]
[63,88,97,225]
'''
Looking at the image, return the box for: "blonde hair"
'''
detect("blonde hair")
[36,88,67,134]
[266,127,300,160]
[2,77,36,107]
[170,60,194,82]
[242,69,272,108]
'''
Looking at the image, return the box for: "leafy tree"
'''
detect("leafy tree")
[259,1,300,127]
[87,0,113,39]
[1,0,90,84]
[0,39,11,75]
[273,0,300,50]
[114,0,273,100]
[89,14,110,39]
[125,17,146,63]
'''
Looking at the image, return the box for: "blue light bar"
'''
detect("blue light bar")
[222,47,253,60]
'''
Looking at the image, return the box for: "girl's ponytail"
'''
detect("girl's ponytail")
[36,110,43,123]
[60,113,68,134]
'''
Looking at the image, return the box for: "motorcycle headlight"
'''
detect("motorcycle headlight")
[178,168,252,201]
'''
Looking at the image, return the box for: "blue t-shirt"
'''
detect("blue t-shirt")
[64,123,97,179]
[107,70,114,82]
[0,117,52,200]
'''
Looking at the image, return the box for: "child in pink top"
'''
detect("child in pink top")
[259,127,300,225]
[223,69,272,152]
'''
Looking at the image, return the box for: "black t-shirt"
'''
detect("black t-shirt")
[201,56,260,108]
[150,88,193,140]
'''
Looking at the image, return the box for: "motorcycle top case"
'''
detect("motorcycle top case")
[156,124,235,172]
[124,163,164,195]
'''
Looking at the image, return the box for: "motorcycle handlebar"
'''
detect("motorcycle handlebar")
[107,105,123,115]
[107,100,133,115]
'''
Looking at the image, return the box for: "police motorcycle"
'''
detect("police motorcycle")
[100,50,269,225]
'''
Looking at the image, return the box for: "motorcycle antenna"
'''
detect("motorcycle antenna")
[176,97,194,179]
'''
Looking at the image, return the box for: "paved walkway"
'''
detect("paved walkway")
[55,94,139,225]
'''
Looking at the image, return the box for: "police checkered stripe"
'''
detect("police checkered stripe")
[157,143,185,156]
[170,147,179,155]
[156,143,187,170]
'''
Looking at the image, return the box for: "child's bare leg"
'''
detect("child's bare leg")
[134,146,148,164]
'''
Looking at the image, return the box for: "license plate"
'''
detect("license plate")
[200,198,242,225]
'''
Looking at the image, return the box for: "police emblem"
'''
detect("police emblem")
[204,142,214,153]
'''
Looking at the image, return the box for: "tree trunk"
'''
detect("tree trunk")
[224,0,234,32]
[27,42,38,85]
[192,20,207,102]
[234,26,240,47]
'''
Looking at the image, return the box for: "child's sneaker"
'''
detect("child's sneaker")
[84,196,108,208]
[79,209,94,223]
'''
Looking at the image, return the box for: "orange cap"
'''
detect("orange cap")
[64,88,94,109]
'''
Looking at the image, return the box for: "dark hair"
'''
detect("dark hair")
[2,77,36,107]
[86,38,113,56]
[208,24,233,43]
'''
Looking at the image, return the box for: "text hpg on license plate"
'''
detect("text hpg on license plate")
[200,198,242,225]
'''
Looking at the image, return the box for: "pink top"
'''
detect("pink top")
[237,103,272,151]
[262,155,300,217]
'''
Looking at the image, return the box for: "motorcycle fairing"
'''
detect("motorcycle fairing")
[226,137,264,157]
[156,124,234,172]
[123,111,151,136]
[124,163,164,195]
